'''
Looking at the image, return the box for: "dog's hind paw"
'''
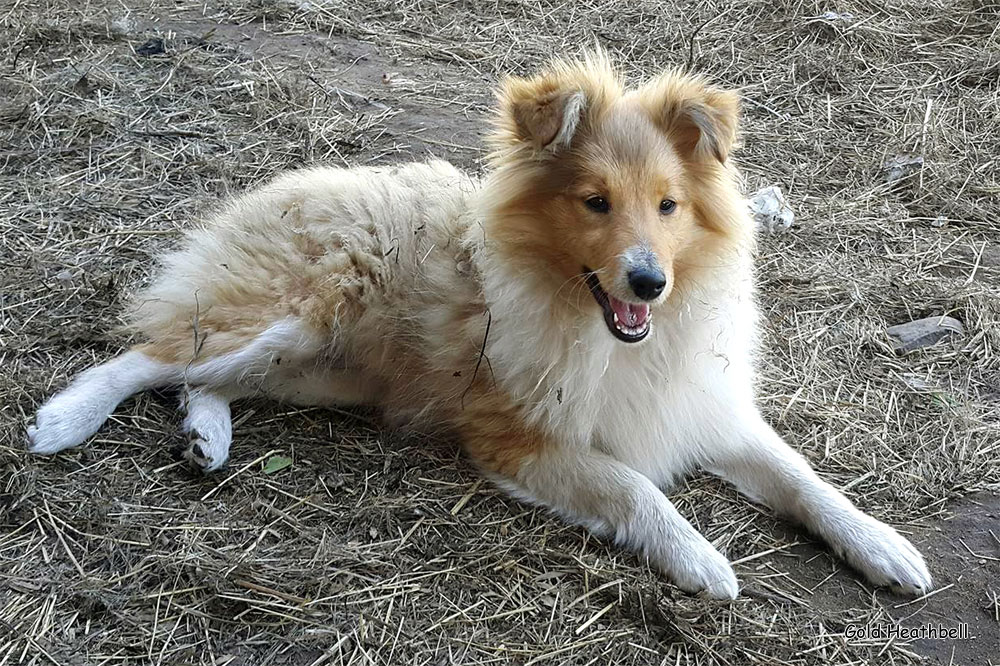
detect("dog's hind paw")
[177,431,228,474]
[177,387,232,474]
[27,395,107,455]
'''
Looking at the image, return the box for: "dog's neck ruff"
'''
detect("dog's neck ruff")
[472,240,658,444]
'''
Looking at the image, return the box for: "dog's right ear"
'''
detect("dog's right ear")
[491,53,619,156]
[500,78,587,152]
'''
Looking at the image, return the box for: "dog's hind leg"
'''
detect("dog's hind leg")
[28,316,327,458]
[173,366,378,474]
[27,350,179,455]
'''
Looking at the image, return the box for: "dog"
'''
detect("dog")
[27,51,931,599]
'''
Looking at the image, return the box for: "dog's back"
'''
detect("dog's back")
[133,160,478,355]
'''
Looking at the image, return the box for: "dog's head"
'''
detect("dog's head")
[484,52,746,344]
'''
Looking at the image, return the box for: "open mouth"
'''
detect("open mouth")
[583,268,651,343]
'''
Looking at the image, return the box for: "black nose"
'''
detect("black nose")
[628,268,667,301]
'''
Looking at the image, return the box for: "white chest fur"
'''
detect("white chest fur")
[481,255,759,488]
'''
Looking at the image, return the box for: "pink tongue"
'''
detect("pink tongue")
[609,296,650,328]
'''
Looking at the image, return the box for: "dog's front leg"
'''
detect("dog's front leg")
[461,414,739,599]
[706,413,932,595]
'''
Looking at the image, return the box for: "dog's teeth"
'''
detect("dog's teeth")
[613,312,619,323]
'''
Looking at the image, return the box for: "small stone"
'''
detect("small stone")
[887,316,964,353]
[885,155,923,185]
[819,10,855,22]
[110,16,136,36]
[136,38,166,57]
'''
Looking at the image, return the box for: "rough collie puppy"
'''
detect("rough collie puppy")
[27,52,931,599]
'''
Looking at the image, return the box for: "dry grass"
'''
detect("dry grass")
[2,0,998,664]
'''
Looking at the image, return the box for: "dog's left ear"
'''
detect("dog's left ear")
[641,73,740,163]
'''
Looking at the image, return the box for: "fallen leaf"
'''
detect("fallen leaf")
[263,455,293,474]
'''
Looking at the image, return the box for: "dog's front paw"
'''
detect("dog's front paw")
[658,539,739,600]
[830,513,932,596]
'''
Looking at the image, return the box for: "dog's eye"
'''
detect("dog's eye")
[659,199,677,215]
[585,197,610,214]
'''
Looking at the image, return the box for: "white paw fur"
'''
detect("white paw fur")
[27,351,172,455]
[829,512,932,595]
[27,389,113,454]
[653,537,739,600]
[179,389,233,473]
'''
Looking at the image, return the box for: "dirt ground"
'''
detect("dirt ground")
[2,1,999,664]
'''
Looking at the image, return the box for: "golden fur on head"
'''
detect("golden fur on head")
[482,50,750,316]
